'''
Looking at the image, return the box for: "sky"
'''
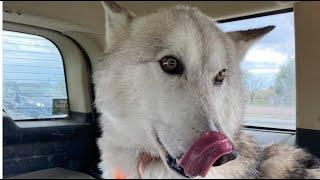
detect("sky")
[217,12,295,88]
[3,30,67,97]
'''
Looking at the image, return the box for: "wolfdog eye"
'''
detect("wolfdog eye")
[159,56,184,75]
[213,69,226,85]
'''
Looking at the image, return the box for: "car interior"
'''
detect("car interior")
[2,1,320,179]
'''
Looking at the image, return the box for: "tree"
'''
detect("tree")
[243,71,263,104]
[273,58,295,105]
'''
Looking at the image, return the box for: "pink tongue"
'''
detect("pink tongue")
[177,131,233,177]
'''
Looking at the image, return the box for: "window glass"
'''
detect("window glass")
[3,30,69,120]
[217,12,295,130]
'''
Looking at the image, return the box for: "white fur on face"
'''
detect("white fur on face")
[95,4,272,179]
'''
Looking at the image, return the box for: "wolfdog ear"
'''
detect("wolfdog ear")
[101,1,135,51]
[227,26,275,58]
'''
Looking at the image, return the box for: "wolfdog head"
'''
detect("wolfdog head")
[94,1,274,178]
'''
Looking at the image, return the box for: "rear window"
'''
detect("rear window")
[3,30,69,120]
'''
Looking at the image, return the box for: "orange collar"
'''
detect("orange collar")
[113,153,155,179]
[113,167,127,179]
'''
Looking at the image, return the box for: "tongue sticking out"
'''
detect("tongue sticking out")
[177,131,233,178]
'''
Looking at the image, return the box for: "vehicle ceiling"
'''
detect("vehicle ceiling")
[3,1,295,49]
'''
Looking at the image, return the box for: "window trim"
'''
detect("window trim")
[63,36,99,125]
[3,29,71,121]
[218,8,296,132]
[217,8,293,23]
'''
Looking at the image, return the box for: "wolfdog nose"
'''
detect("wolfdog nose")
[213,150,238,167]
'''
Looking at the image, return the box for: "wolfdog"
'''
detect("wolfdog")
[94,1,320,179]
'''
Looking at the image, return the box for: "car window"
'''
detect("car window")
[3,30,69,120]
[217,11,296,130]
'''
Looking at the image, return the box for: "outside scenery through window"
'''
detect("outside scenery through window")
[3,30,69,120]
[218,11,295,130]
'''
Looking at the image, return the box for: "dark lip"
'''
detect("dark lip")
[166,153,191,178]
[155,133,191,178]
[165,150,238,178]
